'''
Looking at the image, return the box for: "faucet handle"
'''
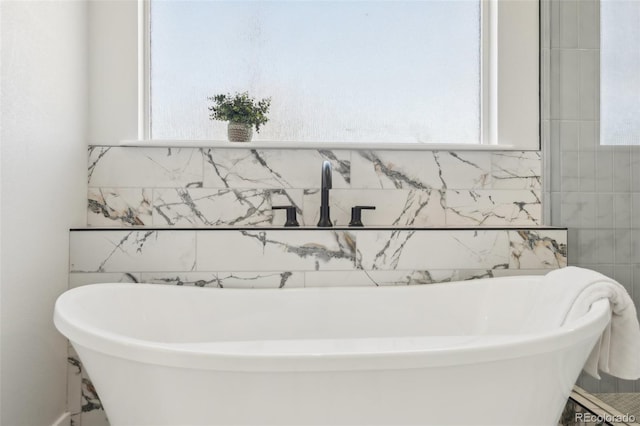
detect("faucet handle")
[272,206,300,227]
[349,206,376,227]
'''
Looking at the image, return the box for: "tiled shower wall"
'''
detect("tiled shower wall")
[545,0,640,393]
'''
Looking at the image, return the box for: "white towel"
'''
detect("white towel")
[541,266,640,380]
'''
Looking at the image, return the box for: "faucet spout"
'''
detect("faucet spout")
[321,160,332,190]
[318,160,333,227]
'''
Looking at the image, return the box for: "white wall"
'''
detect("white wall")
[89,0,138,144]
[1,1,88,425]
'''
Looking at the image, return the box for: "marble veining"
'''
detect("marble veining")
[202,148,351,189]
[361,229,417,270]
[139,271,305,289]
[88,188,153,226]
[349,150,494,190]
[302,188,444,227]
[67,352,105,417]
[152,188,299,227]
[87,147,543,227]
[509,230,568,269]
[97,231,156,272]
[444,189,542,226]
[196,230,357,272]
[491,152,542,189]
[302,269,499,287]
[356,230,513,271]
[70,228,566,275]
[354,150,439,189]
[87,146,111,184]
[88,147,203,187]
[70,231,197,272]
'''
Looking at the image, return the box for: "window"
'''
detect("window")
[85,0,539,149]
[601,0,640,145]
[150,1,480,143]
[145,0,539,148]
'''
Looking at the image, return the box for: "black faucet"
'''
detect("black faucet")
[317,160,333,227]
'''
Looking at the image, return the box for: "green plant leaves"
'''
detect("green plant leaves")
[208,92,271,132]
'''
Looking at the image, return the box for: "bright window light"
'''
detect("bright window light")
[150,0,481,143]
[601,0,640,145]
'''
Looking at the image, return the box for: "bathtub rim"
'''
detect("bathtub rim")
[54,282,612,373]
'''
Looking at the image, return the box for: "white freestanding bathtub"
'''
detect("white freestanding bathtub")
[54,276,611,426]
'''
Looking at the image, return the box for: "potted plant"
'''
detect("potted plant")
[208,92,271,142]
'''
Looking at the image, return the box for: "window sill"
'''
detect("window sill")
[119,140,521,151]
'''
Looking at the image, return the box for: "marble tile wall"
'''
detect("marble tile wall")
[87,147,542,228]
[69,228,567,281]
